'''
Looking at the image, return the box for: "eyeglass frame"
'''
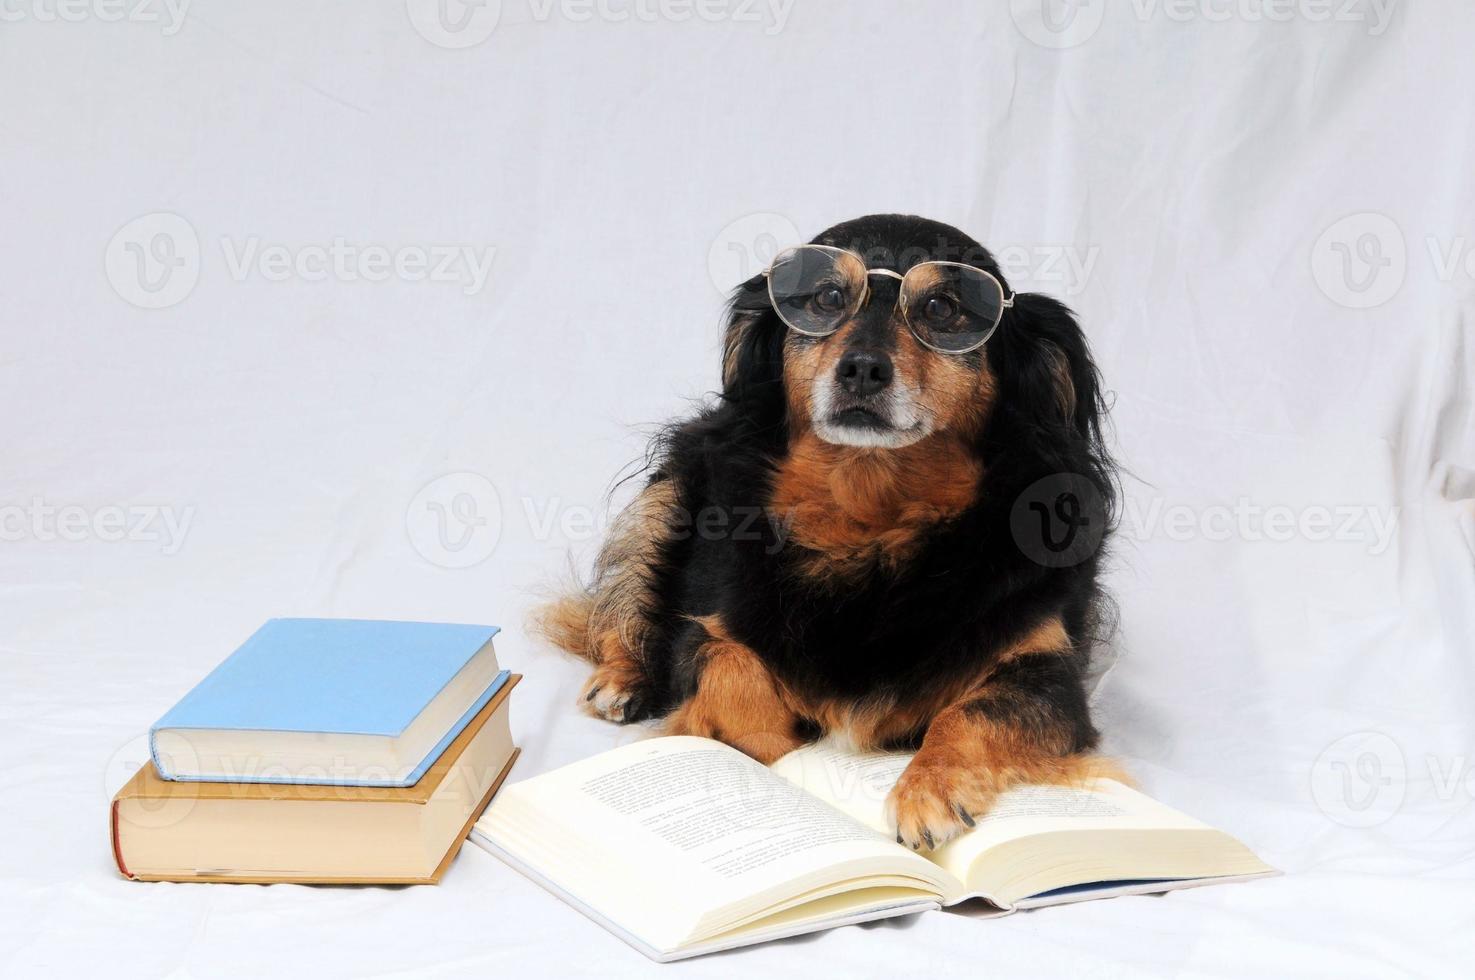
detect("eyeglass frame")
[761,244,1015,354]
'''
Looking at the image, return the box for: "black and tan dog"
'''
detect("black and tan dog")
[541,214,1119,850]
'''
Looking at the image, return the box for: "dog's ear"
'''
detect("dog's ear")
[990,292,1107,449]
[721,274,784,398]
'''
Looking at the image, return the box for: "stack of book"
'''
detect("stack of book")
[111,618,519,884]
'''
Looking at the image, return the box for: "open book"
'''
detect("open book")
[471,736,1276,961]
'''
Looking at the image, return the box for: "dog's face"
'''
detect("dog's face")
[728,215,1009,450]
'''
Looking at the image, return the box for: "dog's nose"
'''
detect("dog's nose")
[835,349,894,396]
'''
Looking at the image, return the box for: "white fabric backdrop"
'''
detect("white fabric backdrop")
[2,1,1471,976]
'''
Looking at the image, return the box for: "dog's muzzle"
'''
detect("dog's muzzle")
[813,350,929,449]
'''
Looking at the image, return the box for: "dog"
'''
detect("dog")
[540,214,1119,850]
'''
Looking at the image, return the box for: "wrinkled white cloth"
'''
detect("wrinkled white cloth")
[1,2,1472,976]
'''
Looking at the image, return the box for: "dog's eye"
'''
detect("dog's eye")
[922,296,956,323]
[813,286,847,313]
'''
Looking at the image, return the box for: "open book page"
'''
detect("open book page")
[474,736,951,953]
[771,741,1272,906]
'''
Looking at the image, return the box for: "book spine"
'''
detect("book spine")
[110,800,135,880]
[146,728,175,781]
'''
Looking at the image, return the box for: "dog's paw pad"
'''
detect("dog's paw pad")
[579,664,645,723]
[886,761,993,852]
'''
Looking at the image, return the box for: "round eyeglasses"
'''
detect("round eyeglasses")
[763,244,1013,354]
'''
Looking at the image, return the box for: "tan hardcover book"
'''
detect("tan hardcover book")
[473,735,1277,961]
[112,675,520,884]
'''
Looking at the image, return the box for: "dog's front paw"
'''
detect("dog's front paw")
[579,661,651,724]
[886,757,994,851]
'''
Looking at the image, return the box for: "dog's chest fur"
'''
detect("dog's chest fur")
[767,432,983,580]
[687,432,998,730]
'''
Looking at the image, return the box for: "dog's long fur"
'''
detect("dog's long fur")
[538,214,1119,849]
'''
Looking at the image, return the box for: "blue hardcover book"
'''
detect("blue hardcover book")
[150,618,507,787]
